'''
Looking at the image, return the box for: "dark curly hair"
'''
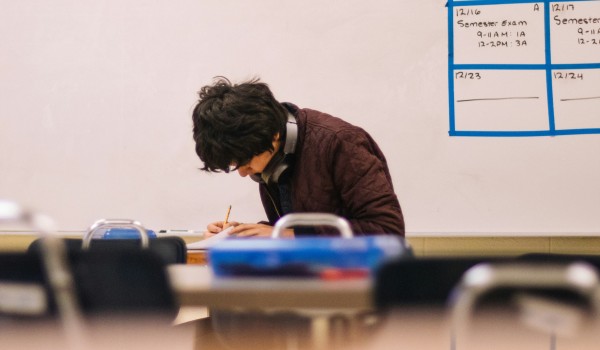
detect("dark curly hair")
[192,77,288,172]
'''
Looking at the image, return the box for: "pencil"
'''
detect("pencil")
[223,205,232,226]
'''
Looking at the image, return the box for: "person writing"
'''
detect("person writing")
[192,77,405,238]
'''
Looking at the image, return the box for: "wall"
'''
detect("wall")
[1,1,599,234]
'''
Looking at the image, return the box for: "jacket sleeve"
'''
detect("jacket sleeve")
[328,130,405,236]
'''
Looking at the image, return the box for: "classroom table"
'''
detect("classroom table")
[168,264,372,309]
[168,264,375,349]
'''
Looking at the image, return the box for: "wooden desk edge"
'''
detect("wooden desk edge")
[169,265,373,310]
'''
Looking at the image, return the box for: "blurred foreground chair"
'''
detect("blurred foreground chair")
[0,200,181,350]
[368,257,509,350]
[374,257,504,310]
[25,218,180,319]
[449,261,600,350]
[0,250,177,319]
[372,256,600,350]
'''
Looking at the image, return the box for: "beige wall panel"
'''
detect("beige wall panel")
[405,237,424,256]
[422,237,550,257]
[550,237,600,255]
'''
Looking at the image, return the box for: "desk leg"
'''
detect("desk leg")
[310,315,330,350]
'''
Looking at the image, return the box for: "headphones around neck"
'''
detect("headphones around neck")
[250,113,297,184]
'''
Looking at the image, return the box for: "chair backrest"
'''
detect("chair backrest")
[1,248,178,318]
[0,253,54,320]
[29,236,187,265]
[1,201,179,350]
[374,257,506,310]
[518,253,600,269]
[17,248,178,319]
[448,261,600,349]
[70,249,178,318]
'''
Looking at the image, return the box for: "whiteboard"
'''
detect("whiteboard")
[449,0,600,136]
[1,0,599,235]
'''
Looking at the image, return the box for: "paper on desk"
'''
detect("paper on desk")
[186,226,234,250]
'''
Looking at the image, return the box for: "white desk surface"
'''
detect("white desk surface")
[168,264,373,310]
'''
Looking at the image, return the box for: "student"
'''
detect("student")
[192,77,405,237]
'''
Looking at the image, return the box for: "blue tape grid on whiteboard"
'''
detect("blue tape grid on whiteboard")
[448,0,600,137]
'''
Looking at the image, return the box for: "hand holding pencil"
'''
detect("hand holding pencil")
[204,205,293,238]
[204,205,239,237]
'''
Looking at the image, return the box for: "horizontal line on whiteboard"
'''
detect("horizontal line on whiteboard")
[457,96,539,102]
[449,0,541,6]
[560,96,600,102]
[448,0,596,8]
[450,130,552,137]
[452,63,600,70]
[553,128,600,135]
[454,64,545,70]
[552,63,600,69]
[450,128,600,137]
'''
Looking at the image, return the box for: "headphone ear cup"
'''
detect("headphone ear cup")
[270,157,290,184]
[260,151,285,184]
[283,113,297,155]
[257,113,297,184]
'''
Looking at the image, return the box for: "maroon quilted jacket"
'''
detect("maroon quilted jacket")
[259,104,405,236]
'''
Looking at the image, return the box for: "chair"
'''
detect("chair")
[374,256,505,310]
[28,237,187,265]
[0,199,83,345]
[0,250,177,318]
[28,219,181,318]
[519,252,600,270]
[0,200,189,349]
[1,202,178,321]
[449,261,600,350]
[28,218,187,265]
